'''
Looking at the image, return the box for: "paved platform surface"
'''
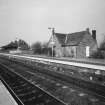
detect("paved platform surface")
[0,80,18,105]
[60,57,105,65]
[18,54,105,71]
[21,53,105,66]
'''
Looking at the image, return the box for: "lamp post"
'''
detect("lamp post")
[48,27,55,57]
[16,37,19,51]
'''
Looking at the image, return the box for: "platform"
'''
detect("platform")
[0,80,18,105]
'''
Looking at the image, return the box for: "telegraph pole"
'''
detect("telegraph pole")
[48,27,55,57]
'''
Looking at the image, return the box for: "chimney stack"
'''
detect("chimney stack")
[92,30,96,40]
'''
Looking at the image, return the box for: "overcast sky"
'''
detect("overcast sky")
[0,0,105,46]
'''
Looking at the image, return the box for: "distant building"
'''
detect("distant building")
[48,28,97,58]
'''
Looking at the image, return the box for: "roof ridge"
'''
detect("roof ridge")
[68,30,86,35]
[55,32,67,35]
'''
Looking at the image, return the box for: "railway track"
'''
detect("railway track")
[0,63,65,105]
[0,56,105,105]
[5,56,105,99]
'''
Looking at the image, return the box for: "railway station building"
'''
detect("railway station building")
[48,28,97,58]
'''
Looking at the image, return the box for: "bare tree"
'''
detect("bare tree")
[100,35,105,51]
[31,42,42,54]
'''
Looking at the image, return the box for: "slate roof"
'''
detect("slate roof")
[54,33,66,45]
[55,31,89,46]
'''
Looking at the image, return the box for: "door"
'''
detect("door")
[86,46,90,57]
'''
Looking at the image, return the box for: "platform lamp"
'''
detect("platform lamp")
[48,27,55,57]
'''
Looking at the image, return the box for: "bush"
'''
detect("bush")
[90,50,104,59]
[31,41,55,57]
[31,42,42,54]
